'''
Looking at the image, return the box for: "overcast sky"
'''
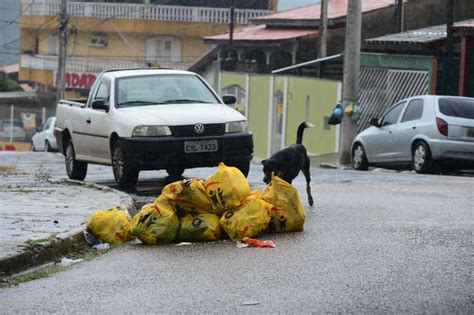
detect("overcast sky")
[278,0,320,11]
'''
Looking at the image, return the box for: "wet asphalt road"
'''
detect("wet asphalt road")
[0,152,473,313]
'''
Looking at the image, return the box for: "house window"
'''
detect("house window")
[146,36,181,63]
[89,34,108,48]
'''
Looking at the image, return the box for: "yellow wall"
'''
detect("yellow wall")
[19,68,54,86]
[20,16,234,62]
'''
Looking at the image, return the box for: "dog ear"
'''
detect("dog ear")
[261,159,267,165]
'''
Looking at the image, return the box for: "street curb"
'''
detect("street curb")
[0,178,134,277]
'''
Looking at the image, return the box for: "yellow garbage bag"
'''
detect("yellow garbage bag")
[86,205,132,245]
[178,214,222,242]
[161,178,213,216]
[205,162,250,215]
[219,193,272,241]
[128,197,179,245]
[261,174,306,233]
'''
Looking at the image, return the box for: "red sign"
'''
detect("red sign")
[55,72,98,89]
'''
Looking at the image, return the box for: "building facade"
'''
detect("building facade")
[18,0,274,98]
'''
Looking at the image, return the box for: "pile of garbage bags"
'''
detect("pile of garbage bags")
[87,163,307,245]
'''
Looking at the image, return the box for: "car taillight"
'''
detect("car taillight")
[436,117,448,136]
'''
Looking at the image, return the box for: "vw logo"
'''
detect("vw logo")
[194,123,205,135]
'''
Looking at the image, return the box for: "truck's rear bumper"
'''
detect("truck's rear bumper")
[122,132,253,170]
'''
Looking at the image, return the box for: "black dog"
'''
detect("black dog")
[262,121,314,206]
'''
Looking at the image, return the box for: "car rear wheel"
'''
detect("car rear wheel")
[65,139,87,180]
[412,141,434,174]
[352,143,369,170]
[112,140,139,190]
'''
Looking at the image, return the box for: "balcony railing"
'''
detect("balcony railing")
[21,0,270,24]
[21,54,193,73]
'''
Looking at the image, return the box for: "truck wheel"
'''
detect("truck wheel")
[112,140,138,190]
[166,167,185,178]
[65,139,87,180]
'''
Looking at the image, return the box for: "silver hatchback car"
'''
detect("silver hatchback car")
[351,95,474,173]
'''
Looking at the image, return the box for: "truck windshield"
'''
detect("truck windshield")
[115,74,220,107]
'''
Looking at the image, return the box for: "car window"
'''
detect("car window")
[43,120,51,131]
[94,81,110,105]
[401,99,424,122]
[380,102,405,126]
[115,74,219,107]
[438,97,474,119]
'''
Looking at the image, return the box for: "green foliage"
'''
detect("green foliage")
[0,77,20,92]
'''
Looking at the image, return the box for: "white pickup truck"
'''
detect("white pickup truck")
[55,68,253,189]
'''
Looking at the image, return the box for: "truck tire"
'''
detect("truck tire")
[65,139,88,180]
[112,140,139,190]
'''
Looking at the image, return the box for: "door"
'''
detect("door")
[365,102,405,162]
[85,79,111,160]
[270,90,284,155]
[391,99,424,161]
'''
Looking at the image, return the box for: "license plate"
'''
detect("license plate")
[184,140,218,153]
[467,128,474,138]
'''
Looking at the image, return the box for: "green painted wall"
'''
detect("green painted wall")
[361,52,435,93]
[220,71,340,159]
[248,75,270,159]
[287,77,339,155]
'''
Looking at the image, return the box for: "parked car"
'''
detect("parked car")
[55,68,253,189]
[351,95,474,173]
[0,119,26,141]
[31,117,57,152]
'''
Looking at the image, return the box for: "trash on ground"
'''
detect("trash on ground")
[128,197,179,245]
[220,191,272,241]
[86,205,133,244]
[175,242,193,246]
[85,163,307,247]
[235,241,249,248]
[205,162,250,216]
[83,228,101,246]
[58,257,84,267]
[161,178,213,216]
[242,237,276,248]
[262,174,306,233]
[92,243,110,250]
[178,213,222,242]
[241,301,261,306]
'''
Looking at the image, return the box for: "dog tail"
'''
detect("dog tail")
[296,121,314,144]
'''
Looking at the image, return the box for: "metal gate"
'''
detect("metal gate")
[358,68,429,131]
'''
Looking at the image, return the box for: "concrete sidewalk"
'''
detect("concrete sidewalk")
[0,163,133,275]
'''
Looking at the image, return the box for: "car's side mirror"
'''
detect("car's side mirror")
[369,118,380,127]
[222,95,236,105]
[92,99,109,112]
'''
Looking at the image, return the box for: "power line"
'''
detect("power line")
[7,0,35,27]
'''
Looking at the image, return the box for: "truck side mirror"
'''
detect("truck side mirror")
[92,99,109,112]
[369,118,380,127]
[222,95,236,105]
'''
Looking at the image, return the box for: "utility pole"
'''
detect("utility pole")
[446,0,454,58]
[319,0,328,58]
[395,0,404,33]
[228,0,235,60]
[57,0,68,101]
[339,0,362,165]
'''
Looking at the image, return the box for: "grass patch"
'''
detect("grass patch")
[1,243,114,288]
[24,236,55,246]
